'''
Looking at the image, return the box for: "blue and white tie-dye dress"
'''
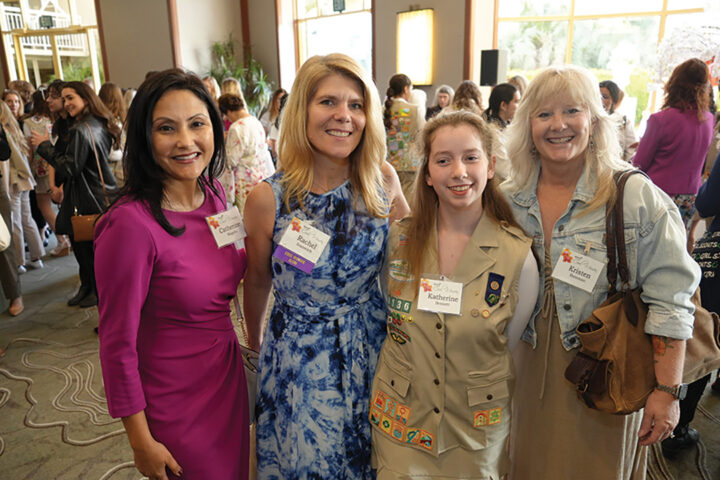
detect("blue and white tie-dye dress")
[256,172,388,479]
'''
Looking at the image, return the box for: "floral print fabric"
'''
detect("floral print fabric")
[224,115,275,212]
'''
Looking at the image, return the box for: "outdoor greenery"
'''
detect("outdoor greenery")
[208,35,273,117]
[48,56,104,84]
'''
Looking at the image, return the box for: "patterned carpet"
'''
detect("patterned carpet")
[0,253,718,479]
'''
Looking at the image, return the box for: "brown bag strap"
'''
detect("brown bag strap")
[606,169,648,293]
[83,122,110,207]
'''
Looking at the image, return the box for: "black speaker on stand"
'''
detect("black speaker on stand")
[480,50,508,86]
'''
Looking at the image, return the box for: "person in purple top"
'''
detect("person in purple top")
[633,58,714,227]
[95,69,249,480]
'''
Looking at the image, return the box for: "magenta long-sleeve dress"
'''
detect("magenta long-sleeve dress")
[95,186,248,479]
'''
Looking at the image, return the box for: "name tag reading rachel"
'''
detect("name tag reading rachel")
[551,248,603,293]
[206,206,246,248]
[417,277,463,315]
[273,217,330,273]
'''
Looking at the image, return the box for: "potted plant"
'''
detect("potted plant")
[209,35,273,117]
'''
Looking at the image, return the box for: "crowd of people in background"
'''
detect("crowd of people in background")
[3,51,719,480]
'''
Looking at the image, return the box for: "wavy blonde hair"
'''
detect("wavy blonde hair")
[505,65,626,213]
[278,53,387,217]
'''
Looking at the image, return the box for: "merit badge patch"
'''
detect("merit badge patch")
[389,259,413,282]
[485,272,505,307]
[373,390,412,425]
[388,324,411,344]
[473,407,503,428]
[473,410,489,428]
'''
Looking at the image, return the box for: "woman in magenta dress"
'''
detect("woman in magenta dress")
[95,69,249,480]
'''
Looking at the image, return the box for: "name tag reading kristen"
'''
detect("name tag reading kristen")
[417,277,463,315]
[273,217,330,274]
[206,206,246,248]
[551,248,603,293]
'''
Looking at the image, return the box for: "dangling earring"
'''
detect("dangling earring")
[589,137,596,154]
[530,144,538,157]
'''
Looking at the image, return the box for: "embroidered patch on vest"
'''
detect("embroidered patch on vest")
[389,259,413,282]
[370,390,433,450]
[485,272,504,306]
[473,407,502,428]
[388,295,412,313]
[388,324,411,344]
[405,428,434,450]
[372,389,411,425]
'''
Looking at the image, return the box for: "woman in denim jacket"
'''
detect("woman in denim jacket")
[503,65,701,480]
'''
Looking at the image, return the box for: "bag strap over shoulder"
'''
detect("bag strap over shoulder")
[606,169,647,295]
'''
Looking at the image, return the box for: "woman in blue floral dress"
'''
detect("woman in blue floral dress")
[243,53,409,479]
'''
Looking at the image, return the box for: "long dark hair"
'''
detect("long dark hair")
[63,81,122,148]
[384,73,411,129]
[483,83,517,125]
[110,68,226,236]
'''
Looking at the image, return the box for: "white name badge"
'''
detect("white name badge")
[417,277,463,315]
[272,217,330,273]
[551,248,603,293]
[206,206,246,248]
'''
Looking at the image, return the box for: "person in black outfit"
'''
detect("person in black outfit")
[36,81,119,308]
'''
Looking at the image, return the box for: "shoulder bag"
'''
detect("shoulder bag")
[70,123,110,242]
[564,170,720,415]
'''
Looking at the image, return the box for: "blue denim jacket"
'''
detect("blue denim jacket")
[503,168,700,351]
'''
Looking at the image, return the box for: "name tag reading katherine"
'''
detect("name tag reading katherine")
[417,277,463,315]
[551,248,603,293]
[273,217,330,273]
[206,206,246,248]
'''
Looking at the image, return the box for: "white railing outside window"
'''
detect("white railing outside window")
[1,4,86,52]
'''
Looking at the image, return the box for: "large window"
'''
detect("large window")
[295,0,372,74]
[0,0,104,88]
[496,0,713,123]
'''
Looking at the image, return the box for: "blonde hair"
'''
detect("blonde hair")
[397,110,523,295]
[0,101,28,157]
[221,77,245,102]
[202,76,221,100]
[506,65,626,213]
[278,53,387,217]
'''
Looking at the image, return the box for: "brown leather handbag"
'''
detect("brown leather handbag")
[70,123,110,242]
[564,170,720,415]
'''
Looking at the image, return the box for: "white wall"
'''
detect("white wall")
[247,0,280,89]
[97,0,174,88]
[175,0,242,76]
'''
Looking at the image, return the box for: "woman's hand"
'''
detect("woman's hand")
[131,438,183,480]
[50,186,63,204]
[122,411,182,480]
[638,389,680,445]
[30,130,50,147]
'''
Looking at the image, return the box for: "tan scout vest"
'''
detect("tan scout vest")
[370,213,531,459]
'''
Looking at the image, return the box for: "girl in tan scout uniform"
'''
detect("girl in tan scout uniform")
[370,110,538,479]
